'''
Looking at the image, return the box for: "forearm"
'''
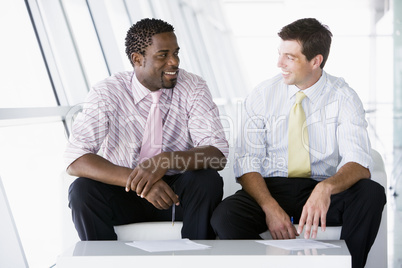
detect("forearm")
[66,153,132,187]
[159,145,227,171]
[238,172,278,212]
[239,172,297,239]
[316,162,371,195]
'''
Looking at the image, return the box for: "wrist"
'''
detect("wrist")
[315,180,333,195]
[157,152,172,170]
[261,196,279,214]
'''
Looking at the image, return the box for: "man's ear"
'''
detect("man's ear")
[131,52,143,67]
[312,54,323,69]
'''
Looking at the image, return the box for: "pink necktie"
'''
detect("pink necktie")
[139,91,163,163]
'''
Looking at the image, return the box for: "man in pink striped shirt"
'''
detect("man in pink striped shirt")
[65,18,228,240]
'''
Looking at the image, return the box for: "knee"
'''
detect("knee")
[68,177,95,209]
[211,198,244,238]
[182,169,223,203]
[210,201,228,230]
[183,169,223,197]
[355,179,386,208]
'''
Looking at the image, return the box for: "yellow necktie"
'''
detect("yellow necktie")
[288,91,311,178]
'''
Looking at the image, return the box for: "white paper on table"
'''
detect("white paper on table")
[256,239,341,250]
[126,239,211,252]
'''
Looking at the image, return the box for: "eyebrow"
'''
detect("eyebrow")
[156,47,180,53]
[284,53,296,57]
[278,50,297,58]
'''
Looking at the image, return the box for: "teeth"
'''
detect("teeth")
[282,71,290,75]
[165,71,176,75]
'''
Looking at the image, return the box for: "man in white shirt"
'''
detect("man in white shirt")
[211,18,385,268]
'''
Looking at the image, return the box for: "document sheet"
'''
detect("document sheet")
[126,239,211,252]
[256,239,341,250]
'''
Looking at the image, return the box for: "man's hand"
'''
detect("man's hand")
[297,162,370,239]
[143,180,180,210]
[125,155,168,197]
[264,205,298,239]
[297,182,331,239]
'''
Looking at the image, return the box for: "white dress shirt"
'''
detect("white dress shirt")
[234,71,372,181]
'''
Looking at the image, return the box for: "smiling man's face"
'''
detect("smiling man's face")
[134,32,180,91]
[277,39,318,90]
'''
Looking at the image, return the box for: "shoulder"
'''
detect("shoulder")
[246,73,285,104]
[90,71,133,100]
[83,71,134,110]
[324,72,360,100]
[174,69,212,102]
[92,71,133,92]
[253,73,283,93]
[176,69,207,91]
[322,72,365,115]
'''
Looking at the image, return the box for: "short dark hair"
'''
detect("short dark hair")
[278,18,332,69]
[125,18,174,65]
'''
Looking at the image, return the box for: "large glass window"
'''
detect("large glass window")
[0,1,70,267]
[0,0,55,108]
[0,122,67,267]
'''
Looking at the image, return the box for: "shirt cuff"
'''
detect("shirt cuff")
[234,155,263,178]
[337,151,372,174]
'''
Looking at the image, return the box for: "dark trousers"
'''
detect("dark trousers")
[210,177,386,268]
[69,169,223,240]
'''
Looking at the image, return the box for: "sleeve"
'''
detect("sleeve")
[337,92,372,173]
[186,80,229,159]
[63,88,110,169]
[233,90,267,178]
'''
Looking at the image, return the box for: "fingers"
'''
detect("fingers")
[144,181,179,210]
[299,209,327,239]
[125,163,163,196]
[297,212,306,235]
[137,177,149,197]
[125,169,138,192]
[270,218,298,240]
[320,212,327,232]
[154,192,173,209]
[126,170,146,196]
[310,212,320,239]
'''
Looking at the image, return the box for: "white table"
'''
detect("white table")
[57,240,351,268]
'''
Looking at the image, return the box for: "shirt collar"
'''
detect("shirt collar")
[287,71,327,104]
[130,71,172,104]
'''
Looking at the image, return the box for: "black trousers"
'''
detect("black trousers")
[68,169,223,240]
[210,177,386,268]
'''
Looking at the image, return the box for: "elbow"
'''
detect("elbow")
[215,157,227,171]
[211,154,227,171]
[364,167,371,179]
[66,159,81,177]
[66,164,76,177]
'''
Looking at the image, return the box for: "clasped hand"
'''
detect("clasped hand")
[125,157,179,210]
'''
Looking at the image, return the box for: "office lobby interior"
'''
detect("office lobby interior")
[0,0,400,267]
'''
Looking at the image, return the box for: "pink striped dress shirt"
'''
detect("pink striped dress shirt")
[64,69,229,175]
